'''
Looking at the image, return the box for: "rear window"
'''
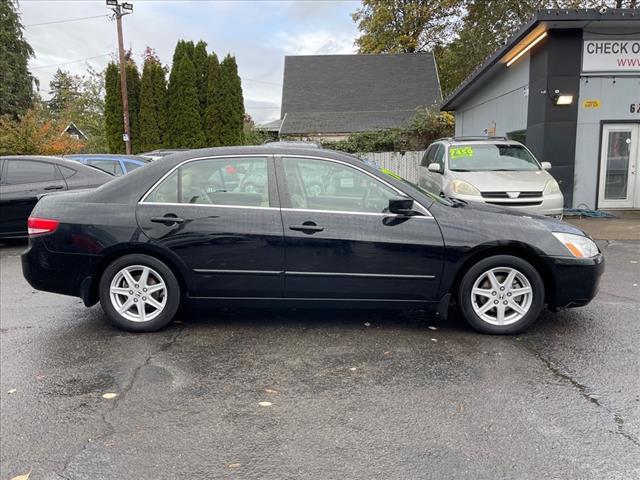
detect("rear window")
[448,144,540,172]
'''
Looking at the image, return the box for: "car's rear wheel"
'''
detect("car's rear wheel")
[99,254,180,332]
[457,255,544,334]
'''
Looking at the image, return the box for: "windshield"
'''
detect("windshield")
[448,144,540,172]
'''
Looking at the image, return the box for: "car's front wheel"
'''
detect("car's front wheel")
[457,255,545,334]
[99,254,180,332]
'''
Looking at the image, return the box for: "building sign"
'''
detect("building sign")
[582,40,640,73]
[582,99,601,109]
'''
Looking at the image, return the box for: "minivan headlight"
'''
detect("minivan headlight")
[552,232,599,258]
[451,180,480,196]
[544,179,560,194]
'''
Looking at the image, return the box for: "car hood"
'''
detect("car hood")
[451,169,551,192]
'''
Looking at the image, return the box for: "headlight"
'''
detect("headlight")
[552,232,599,258]
[544,179,560,194]
[451,180,480,196]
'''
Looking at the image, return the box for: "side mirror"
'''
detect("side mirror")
[541,161,552,170]
[427,162,442,173]
[388,197,416,216]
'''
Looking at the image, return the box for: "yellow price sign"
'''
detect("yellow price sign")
[449,146,474,159]
[583,99,601,109]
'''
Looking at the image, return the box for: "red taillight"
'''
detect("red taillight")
[27,217,60,237]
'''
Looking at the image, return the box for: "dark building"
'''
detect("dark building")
[442,8,640,211]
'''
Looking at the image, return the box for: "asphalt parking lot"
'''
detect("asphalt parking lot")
[1,239,639,480]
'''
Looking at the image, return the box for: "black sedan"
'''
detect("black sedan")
[1,155,113,238]
[21,147,604,334]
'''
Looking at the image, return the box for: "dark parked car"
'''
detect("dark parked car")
[66,154,150,176]
[139,149,190,161]
[0,155,112,238]
[21,147,604,334]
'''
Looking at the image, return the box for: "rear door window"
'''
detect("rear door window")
[87,159,124,176]
[124,160,143,173]
[5,160,58,184]
[145,157,270,207]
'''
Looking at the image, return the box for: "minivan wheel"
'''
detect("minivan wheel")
[457,255,544,334]
[99,254,180,332]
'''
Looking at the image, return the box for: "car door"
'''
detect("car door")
[276,155,444,302]
[136,155,285,298]
[0,159,67,236]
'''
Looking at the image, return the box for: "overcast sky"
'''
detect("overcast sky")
[18,0,361,124]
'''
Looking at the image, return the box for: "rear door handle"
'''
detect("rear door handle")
[289,221,324,234]
[150,215,185,225]
[43,185,64,191]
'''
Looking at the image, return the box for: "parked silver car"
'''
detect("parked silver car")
[418,137,563,217]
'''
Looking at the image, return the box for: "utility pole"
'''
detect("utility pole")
[106,0,134,154]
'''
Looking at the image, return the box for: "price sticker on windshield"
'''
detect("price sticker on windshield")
[449,146,474,159]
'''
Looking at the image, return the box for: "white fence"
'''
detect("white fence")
[359,150,425,183]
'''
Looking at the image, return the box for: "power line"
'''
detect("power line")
[24,14,109,28]
[30,53,113,70]
[242,77,282,87]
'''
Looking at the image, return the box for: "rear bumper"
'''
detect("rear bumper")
[543,253,605,310]
[21,239,99,302]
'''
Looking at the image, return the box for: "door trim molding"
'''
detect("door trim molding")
[194,269,283,275]
[287,271,436,279]
[192,269,436,279]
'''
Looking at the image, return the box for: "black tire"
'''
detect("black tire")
[99,254,181,332]
[457,255,545,335]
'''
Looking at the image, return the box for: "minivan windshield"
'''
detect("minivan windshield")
[448,144,540,172]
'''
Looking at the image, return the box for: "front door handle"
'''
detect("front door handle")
[43,185,64,191]
[289,221,324,234]
[150,215,185,226]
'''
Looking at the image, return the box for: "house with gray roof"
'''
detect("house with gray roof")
[274,52,442,140]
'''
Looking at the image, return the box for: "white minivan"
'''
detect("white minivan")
[418,137,564,217]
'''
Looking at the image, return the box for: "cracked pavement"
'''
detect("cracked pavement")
[1,240,639,479]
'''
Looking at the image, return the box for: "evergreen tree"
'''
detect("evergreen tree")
[125,59,141,152]
[139,55,167,152]
[0,0,36,117]
[193,41,209,130]
[164,55,205,148]
[218,55,244,146]
[166,40,197,146]
[204,53,222,146]
[48,69,80,118]
[104,62,123,153]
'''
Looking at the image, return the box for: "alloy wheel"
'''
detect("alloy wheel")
[109,265,167,323]
[470,266,533,326]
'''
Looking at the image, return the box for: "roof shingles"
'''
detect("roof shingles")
[280,53,441,135]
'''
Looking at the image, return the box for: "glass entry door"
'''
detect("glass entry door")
[598,124,639,209]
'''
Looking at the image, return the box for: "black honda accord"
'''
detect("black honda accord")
[21,146,604,334]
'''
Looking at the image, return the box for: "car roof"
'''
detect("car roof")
[65,154,150,162]
[433,137,524,146]
[0,155,114,176]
